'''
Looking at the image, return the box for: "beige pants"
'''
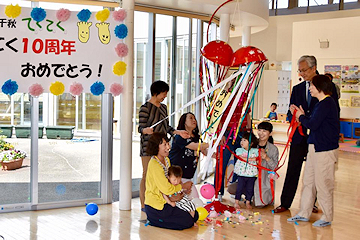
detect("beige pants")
[140,156,151,209]
[298,144,338,222]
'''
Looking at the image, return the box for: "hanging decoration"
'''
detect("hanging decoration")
[30,7,46,29]
[28,83,44,97]
[1,5,125,95]
[112,9,127,22]
[113,61,127,76]
[95,8,110,22]
[77,9,91,22]
[90,81,105,96]
[69,82,83,96]
[111,8,127,98]
[2,79,18,96]
[115,43,128,58]
[109,83,123,96]
[50,81,65,96]
[56,8,71,31]
[5,4,21,18]
[114,24,128,39]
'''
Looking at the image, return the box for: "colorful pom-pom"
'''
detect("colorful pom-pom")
[90,82,105,96]
[2,79,18,96]
[29,83,44,97]
[69,82,83,96]
[110,83,123,96]
[114,24,128,39]
[95,8,110,22]
[113,9,127,21]
[115,43,128,58]
[56,8,71,22]
[50,81,65,96]
[77,9,91,22]
[31,7,46,22]
[113,61,127,76]
[5,4,21,18]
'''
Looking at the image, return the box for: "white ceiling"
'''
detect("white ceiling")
[135,0,269,37]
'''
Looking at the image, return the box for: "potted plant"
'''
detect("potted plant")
[0,136,14,152]
[0,149,27,170]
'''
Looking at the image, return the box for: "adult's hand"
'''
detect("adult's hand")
[295,105,305,119]
[219,136,226,146]
[260,149,270,161]
[168,192,184,202]
[181,181,193,191]
[176,130,191,139]
[289,104,296,115]
[143,127,153,135]
[200,143,209,152]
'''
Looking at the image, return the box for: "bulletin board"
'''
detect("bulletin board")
[325,64,360,109]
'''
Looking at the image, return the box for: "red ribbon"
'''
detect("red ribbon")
[221,109,303,205]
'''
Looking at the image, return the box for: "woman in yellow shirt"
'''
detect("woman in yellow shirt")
[144,132,199,230]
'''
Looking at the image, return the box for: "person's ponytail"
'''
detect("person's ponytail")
[268,136,274,144]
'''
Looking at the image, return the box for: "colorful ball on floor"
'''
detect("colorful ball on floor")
[86,202,99,215]
[196,207,209,221]
[200,184,215,199]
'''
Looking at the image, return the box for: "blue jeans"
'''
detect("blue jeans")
[214,131,242,195]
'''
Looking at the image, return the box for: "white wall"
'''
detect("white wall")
[230,9,360,119]
[230,8,360,63]
[292,16,360,119]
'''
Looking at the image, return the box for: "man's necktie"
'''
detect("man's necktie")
[307,82,312,107]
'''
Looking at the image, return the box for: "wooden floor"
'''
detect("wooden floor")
[0,149,359,240]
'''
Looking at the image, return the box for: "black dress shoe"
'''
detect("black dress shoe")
[273,206,289,213]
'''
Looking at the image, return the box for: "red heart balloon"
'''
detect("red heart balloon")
[201,40,233,67]
[231,46,267,67]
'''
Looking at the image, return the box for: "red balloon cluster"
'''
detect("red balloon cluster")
[201,40,234,66]
[201,40,267,67]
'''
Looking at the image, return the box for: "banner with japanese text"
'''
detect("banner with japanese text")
[0,4,127,96]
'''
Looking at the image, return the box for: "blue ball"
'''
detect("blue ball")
[86,203,98,215]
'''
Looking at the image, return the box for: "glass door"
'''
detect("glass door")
[38,93,101,203]
[0,93,31,207]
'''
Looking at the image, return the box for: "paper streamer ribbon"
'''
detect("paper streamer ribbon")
[149,66,247,129]
[198,63,255,180]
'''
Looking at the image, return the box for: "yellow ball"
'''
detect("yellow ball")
[196,207,208,221]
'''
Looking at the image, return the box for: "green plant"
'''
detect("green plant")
[0,149,26,162]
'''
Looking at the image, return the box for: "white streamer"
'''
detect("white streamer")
[150,68,246,128]
[198,63,255,179]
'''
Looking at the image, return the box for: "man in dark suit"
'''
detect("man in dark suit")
[273,55,340,213]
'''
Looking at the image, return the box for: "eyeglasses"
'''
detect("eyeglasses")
[297,67,311,73]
